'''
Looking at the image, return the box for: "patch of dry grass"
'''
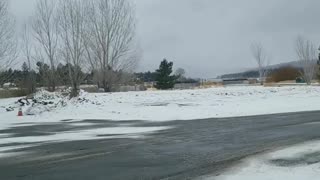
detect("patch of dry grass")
[0,89,28,98]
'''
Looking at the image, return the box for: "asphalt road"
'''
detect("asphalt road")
[1,111,320,180]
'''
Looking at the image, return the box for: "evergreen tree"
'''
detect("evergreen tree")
[22,62,29,73]
[21,62,29,87]
[155,59,176,89]
[36,61,50,87]
[20,62,36,93]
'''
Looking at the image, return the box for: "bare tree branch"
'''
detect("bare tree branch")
[21,23,37,93]
[32,0,60,91]
[58,0,86,97]
[22,23,33,70]
[251,42,270,85]
[84,0,139,92]
[295,36,317,85]
[0,0,17,72]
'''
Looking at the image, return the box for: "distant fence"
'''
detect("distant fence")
[174,83,200,90]
[114,85,146,92]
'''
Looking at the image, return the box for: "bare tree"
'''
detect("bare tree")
[251,42,270,85]
[0,0,17,87]
[21,23,36,93]
[58,0,86,97]
[175,68,186,77]
[295,36,317,85]
[0,0,17,72]
[175,68,186,82]
[32,0,59,91]
[22,24,33,71]
[84,0,138,92]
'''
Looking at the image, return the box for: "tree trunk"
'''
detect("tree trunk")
[102,78,111,92]
[70,82,79,98]
[52,82,56,92]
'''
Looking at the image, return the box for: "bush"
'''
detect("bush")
[268,67,300,83]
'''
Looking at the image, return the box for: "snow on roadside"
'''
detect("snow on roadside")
[207,140,320,180]
[0,126,171,158]
[0,146,31,158]
[1,86,320,160]
[0,126,171,145]
[1,86,320,131]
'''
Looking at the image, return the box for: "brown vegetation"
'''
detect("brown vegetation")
[0,89,28,98]
[268,67,300,83]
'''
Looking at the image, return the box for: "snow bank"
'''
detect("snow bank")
[209,140,320,180]
[1,86,320,130]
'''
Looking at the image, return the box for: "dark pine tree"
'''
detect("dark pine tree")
[21,62,29,84]
[21,62,29,73]
[155,59,176,90]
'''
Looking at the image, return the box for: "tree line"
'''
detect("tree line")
[1,57,197,92]
[0,0,139,97]
[1,62,90,91]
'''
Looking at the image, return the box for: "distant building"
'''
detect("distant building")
[222,78,258,85]
[222,78,249,85]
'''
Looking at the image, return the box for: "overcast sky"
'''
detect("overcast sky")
[8,0,320,78]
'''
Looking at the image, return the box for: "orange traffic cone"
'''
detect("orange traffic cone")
[18,107,23,116]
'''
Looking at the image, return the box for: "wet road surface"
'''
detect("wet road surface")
[1,111,320,180]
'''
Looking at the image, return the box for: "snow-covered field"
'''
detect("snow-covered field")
[1,86,320,130]
[1,86,320,172]
[207,140,320,180]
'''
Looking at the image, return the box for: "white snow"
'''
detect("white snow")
[1,86,320,131]
[0,126,171,145]
[0,126,170,157]
[1,86,320,173]
[207,140,320,180]
[1,86,320,158]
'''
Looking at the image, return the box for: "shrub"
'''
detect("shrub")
[268,67,300,82]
